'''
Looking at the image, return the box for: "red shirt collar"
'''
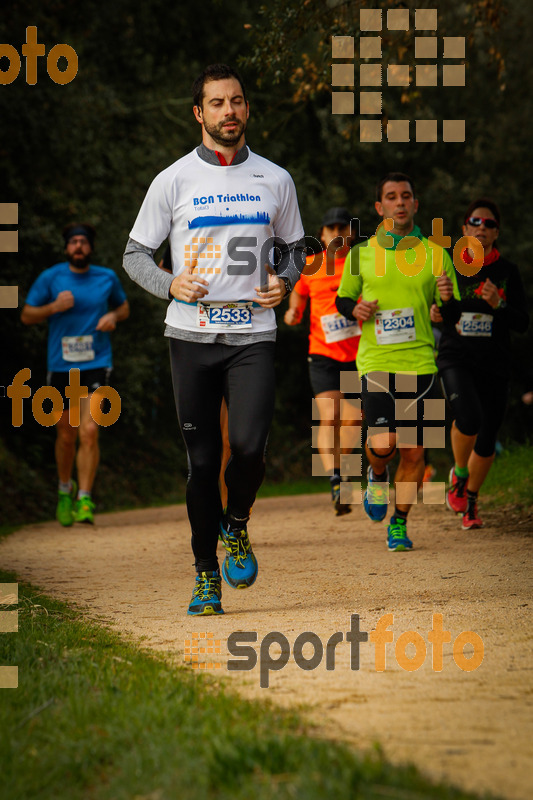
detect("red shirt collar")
[215,151,238,166]
[461,246,500,266]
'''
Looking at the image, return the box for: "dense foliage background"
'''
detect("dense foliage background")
[1,0,531,523]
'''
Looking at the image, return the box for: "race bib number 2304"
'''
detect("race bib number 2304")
[375,308,416,345]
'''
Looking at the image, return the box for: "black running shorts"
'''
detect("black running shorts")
[361,372,442,447]
[307,353,358,396]
[46,367,112,403]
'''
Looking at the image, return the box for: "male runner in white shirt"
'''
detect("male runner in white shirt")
[124,64,305,615]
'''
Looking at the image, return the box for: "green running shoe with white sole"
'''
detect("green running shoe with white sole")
[74,496,95,524]
[56,480,77,527]
[387,515,413,552]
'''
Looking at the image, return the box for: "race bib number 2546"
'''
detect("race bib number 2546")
[456,312,493,337]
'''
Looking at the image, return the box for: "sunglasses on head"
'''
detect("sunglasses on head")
[465,216,498,229]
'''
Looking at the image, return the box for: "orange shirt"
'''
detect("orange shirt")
[293,252,360,362]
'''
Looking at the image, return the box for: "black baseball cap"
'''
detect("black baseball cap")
[321,207,352,227]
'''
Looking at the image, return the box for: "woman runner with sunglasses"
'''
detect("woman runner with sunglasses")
[431,199,529,529]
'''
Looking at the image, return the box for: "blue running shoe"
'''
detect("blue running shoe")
[220,518,258,589]
[187,570,224,615]
[363,466,390,522]
[387,516,413,552]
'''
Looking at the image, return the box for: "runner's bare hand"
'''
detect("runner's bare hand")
[255,265,286,308]
[53,290,74,313]
[170,268,209,303]
[481,277,500,309]
[96,311,118,332]
[284,308,301,325]
[430,303,443,324]
[354,299,379,322]
[436,274,454,302]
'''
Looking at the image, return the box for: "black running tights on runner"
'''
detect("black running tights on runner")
[169,338,276,571]
[440,366,508,457]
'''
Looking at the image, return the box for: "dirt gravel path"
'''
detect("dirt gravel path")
[1,494,532,800]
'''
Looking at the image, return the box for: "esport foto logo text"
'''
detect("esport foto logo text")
[185,613,484,688]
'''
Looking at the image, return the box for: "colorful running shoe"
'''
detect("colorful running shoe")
[446,467,468,514]
[423,464,436,483]
[219,518,258,589]
[462,504,484,530]
[387,515,413,551]
[74,496,95,524]
[331,482,352,516]
[363,466,390,522]
[56,480,77,527]
[187,570,224,615]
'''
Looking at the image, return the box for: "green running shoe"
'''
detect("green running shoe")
[188,570,224,615]
[74,496,95,524]
[56,480,77,527]
[387,515,413,552]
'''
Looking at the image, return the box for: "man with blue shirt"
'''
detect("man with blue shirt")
[21,224,129,526]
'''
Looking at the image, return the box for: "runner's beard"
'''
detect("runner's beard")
[203,116,246,147]
[69,253,91,269]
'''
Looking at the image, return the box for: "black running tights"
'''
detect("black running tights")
[440,366,508,458]
[169,338,276,571]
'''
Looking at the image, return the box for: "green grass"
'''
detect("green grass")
[481,444,533,510]
[263,444,531,511]
[0,570,500,800]
[0,524,24,541]
[424,441,532,511]
[258,477,331,497]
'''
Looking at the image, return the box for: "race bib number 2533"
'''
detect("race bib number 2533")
[197,302,253,330]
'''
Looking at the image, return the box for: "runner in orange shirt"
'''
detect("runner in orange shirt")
[284,208,361,514]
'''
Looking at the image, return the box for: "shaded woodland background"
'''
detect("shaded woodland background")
[1,0,532,523]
